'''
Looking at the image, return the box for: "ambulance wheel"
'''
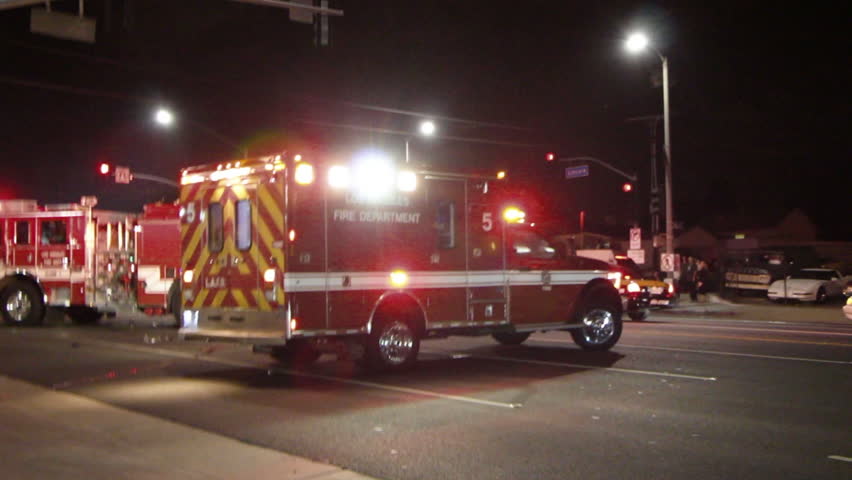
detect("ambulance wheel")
[365,317,421,371]
[492,332,531,345]
[628,308,649,321]
[269,341,321,368]
[1,281,45,326]
[571,288,623,351]
[67,306,102,325]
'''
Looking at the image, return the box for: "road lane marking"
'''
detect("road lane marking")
[636,323,852,338]
[59,337,521,410]
[266,366,521,409]
[617,344,852,365]
[628,330,852,347]
[828,455,852,463]
[530,337,852,365]
[423,349,717,382]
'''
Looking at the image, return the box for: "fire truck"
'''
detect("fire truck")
[176,151,625,370]
[0,198,181,326]
[0,197,136,325]
[135,202,181,315]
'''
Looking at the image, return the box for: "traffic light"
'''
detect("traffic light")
[99,163,111,175]
[545,152,556,162]
[622,182,633,193]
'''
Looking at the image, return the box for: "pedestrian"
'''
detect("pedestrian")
[682,257,697,301]
[695,260,711,302]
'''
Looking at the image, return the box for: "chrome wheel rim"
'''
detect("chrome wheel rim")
[581,308,615,345]
[6,290,31,323]
[378,321,415,366]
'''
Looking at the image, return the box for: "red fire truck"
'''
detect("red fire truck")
[0,198,181,325]
[176,151,625,370]
[135,202,181,315]
[0,197,136,325]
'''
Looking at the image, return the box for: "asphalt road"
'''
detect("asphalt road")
[1,309,850,480]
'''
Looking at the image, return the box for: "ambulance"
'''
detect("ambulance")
[176,150,625,370]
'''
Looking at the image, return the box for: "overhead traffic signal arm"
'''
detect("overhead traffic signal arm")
[554,155,638,183]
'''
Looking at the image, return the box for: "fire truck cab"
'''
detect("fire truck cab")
[0,197,136,325]
[177,151,624,370]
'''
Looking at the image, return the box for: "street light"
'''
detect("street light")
[405,120,436,163]
[625,32,674,278]
[152,106,247,158]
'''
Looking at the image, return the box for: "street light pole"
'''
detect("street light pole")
[661,54,673,270]
[625,32,674,279]
[405,120,436,164]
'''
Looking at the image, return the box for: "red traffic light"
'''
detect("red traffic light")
[545,152,556,162]
[622,182,633,193]
[99,163,111,175]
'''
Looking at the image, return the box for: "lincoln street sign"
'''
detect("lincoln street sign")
[564,165,589,179]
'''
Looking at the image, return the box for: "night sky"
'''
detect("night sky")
[1,1,849,240]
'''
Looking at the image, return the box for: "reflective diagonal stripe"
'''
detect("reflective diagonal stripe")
[232,289,250,308]
[212,289,228,307]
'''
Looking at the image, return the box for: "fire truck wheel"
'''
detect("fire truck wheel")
[366,317,421,371]
[627,308,649,321]
[269,341,321,368]
[491,332,531,345]
[168,282,182,328]
[570,291,623,351]
[1,281,45,326]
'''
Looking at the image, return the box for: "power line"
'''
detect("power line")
[4,40,533,132]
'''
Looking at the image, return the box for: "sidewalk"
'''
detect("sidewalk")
[0,376,379,480]
[655,294,850,325]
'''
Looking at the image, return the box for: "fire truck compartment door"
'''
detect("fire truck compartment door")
[37,216,73,283]
[466,190,508,324]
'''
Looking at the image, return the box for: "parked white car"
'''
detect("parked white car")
[843,282,852,321]
[766,268,848,303]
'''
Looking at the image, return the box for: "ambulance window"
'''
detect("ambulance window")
[40,220,67,245]
[15,221,30,245]
[208,203,224,253]
[511,230,556,260]
[436,201,455,249]
[235,200,252,250]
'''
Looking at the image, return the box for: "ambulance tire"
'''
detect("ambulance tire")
[167,282,182,328]
[67,306,102,325]
[365,316,421,372]
[0,281,45,326]
[628,308,649,321]
[491,332,531,345]
[269,341,321,368]
[570,288,623,351]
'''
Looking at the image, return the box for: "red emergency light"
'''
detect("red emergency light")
[622,182,633,193]
[99,163,111,175]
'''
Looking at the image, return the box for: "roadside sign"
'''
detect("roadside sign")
[115,167,132,184]
[661,253,675,272]
[629,227,641,250]
[628,249,645,265]
[564,165,589,179]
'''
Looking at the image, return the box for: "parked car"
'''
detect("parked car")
[613,255,675,321]
[843,281,852,321]
[766,268,849,303]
